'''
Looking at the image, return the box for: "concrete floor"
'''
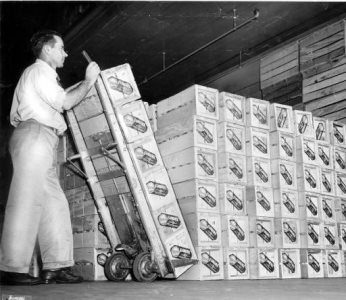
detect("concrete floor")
[1,278,346,300]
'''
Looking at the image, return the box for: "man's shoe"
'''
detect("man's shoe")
[42,268,83,284]
[0,271,43,285]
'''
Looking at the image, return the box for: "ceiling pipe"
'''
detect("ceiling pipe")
[139,8,259,86]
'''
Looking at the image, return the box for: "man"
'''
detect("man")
[0,30,100,285]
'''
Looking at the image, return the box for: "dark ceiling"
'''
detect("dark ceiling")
[1,1,346,126]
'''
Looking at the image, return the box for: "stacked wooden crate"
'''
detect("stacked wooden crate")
[155,84,224,280]
[218,92,250,280]
[301,19,346,123]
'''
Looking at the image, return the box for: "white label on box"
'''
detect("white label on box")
[334,148,346,172]
[326,250,343,277]
[324,223,337,248]
[313,117,329,142]
[317,143,332,169]
[256,220,273,247]
[308,251,323,277]
[320,170,335,195]
[228,217,248,246]
[336,173,346,197]
[227,249,249,278]
[307,222,321,247]
[258,249,278,277]
[282,219,299,245]
[222,184,246,215]
[281,190,298,217]
[280,249,300,277]
[219,92,245,124]
[321,196,336,222]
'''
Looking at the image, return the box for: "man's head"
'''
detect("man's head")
[30,30,68,69]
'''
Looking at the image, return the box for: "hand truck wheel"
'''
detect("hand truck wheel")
[132,252,158,282]
[104,252,131,281]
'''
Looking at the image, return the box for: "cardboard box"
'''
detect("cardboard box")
[270,131,296,162]
[174,179,219,213]
[163,147,218,184]
[271,159,297,190]
[300,220,324,249]
[339,198,346,223]
[221,215,250,248]
[334,147,346,173]
[249,217,275,248]
[273,189,299,219]
[219,92,246,125]
[297,164,321,193]
[156,115,218,155]
[247,185,274,218]
[323,222,339,250]
[296,136,318,165]
[275,218,301,248]
[336,172,346,197]
[298,192,322,220]
[219,183,246,215]
[183,212,222,247]
[157,84,219,120]
[245,98,270,130]
[316,142,334,170]
[218,152,247,184]
[270,103,294,133]
[218,122,246,155]
[293,110,314,138]
[245,127,270,159]
[223,248,250,280]
[249,248,279,279]
[330,121,346,147]
[323,250,345,277]
[247,157,272,188]
[313,117,330,143]
[301,249,324,278]
[101,63,141,106]
[177,247,224,280]
[320,196,338,223]
[320,169,336,196]
[339,223,346,250]
[279,249,302,279]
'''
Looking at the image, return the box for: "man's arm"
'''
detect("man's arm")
[62,61,100,110]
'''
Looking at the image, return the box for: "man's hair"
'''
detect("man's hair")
[30,30,62,58]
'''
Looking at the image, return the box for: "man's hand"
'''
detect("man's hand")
[85,62,101,85]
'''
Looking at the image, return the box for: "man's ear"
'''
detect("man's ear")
[42,44,51,56]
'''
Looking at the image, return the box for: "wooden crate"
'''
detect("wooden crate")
[73,247,112,281]
[116,100,153,143]
[249,217,275,248]
[313,117,330,143]
[320,169,336,196]
[245,98,270,130]
[174,179,219,214]
[163,147,218,184]
[323,222,339,250]
[249,248,280,279]
[128,135,165,176]
[101,63,141,107]
[219,183,246,215]
[275,218,301,249]
[273,189,299,219]
[223,248,250,280]
[157,84,219,120]
[298,192,322,220]
[219,92,246,125]
[270,131,296,162]
[334,147,346,173]
[339,223,346,250]
[245,127,270,159]
[270,103,294,133]
[293,110,315,138]
[336,172,346,197]
[271,159,297,190]
[297,163,321,193]
[221,215,250,248]
[300,19,345,79]
[296,136,318,166]
[156,115,218,155]
[218,122,246,155]
[323,250,345,277]
[300,220,324,249]
[246,185,274,218]
[279,249,302,279]
[316,143,334,170]
[330,121,346,147]
[300,249,324,278]
[183,212,222,247]
[218,152,247,185]
[260,41,299,89]
[177,247,224,281]
[247,157,272,188]
[321,195,338,223]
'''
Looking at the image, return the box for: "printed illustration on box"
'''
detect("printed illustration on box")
[221,184,246,215]
[303,165,320,192]
[279,162,295,189]
[295,111,314,137]
[326,250,343,277]
[198,88,218,116]
[219,92,245,124]
[313,118,329,142]
[321,171,335,195]
[321,197,336,222]
[258,250,277,276]
[167,229,195,262]
[308,252,323,276]
[220,123,245,154]
[324,224,337,248]
[256,220,272,246]
[249,158,272,187]
[226,249,249,279]
[305,194,320,218]
[280,135,294,159]
[283,220,298,245]
[247,186,274,218]
[336,173,346,197]
[271,104,293,132]
[301,139,317,164]
[340,199,346,222]
[281,191,297,217]
[317,144,332,169]
[280,250,301,278]
[229,218,247,244]
[247,128,270,158]
[199,184,217,210]
[334,148,346,172]
[332,122,346,146]
[196,119,217,148]
[341,224,346,249]
[307,222,321,247]
[197,151,217,178]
